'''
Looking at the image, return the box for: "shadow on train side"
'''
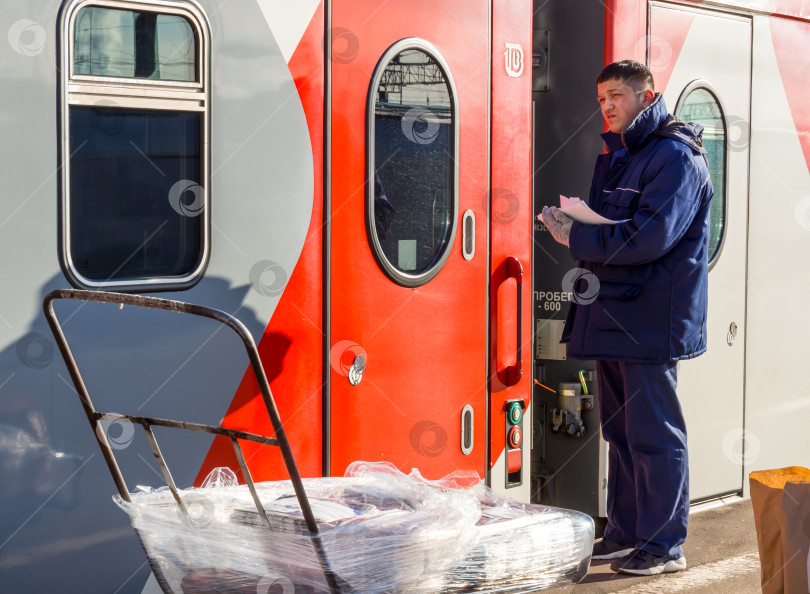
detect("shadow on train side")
[0,273,282,592]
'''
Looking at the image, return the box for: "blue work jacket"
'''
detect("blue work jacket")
[561,94,713,362]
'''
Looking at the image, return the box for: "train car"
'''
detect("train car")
[0,0,532,591]
[532,0,810,520]
[0,0,807,592]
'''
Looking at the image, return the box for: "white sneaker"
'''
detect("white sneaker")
[592,538,635,560]
[610,549,687,575]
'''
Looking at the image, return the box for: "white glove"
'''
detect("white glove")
[540,206,573,247]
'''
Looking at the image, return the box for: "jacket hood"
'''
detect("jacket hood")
[654,114,706,154]
[599,93,706,155]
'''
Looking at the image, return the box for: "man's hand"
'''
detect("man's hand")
[540,206,573,247]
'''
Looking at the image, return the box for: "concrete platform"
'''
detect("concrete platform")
[561,498,762,593]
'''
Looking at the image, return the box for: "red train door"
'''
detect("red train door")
[488,3,532,500]
[329,0,489,477]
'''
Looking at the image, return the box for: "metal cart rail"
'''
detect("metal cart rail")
[43,289,342,594]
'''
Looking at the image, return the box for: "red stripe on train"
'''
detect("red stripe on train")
[194,2,326,486]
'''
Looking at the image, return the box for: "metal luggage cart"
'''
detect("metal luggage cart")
[43,289,343,594]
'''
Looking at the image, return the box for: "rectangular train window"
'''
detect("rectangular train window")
[60,0,210,291]
[73,7,196,81]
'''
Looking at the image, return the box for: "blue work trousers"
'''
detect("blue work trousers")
[596,360,689,559]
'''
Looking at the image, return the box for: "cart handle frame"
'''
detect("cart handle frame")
[43,288,342,593]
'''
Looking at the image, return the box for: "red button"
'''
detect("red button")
[508,425,522,448]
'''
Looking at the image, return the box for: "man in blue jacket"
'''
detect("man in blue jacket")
[541,60,713,576]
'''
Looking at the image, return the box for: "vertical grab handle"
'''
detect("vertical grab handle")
[506,256,523,384]
[497,257,523,386]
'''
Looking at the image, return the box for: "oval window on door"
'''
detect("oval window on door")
[367,39,458,287]
[676,82,727,267]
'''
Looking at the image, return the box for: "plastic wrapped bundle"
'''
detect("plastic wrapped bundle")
[114,462,593,593]
[115,464,482,593]
[443,489,594,591]
[347,463,594,592]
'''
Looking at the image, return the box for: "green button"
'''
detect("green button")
[508,402,523,424]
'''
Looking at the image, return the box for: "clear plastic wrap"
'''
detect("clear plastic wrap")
[443,489,594,591]
[114,462,593,593]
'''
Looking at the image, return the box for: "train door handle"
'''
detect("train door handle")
[727,322,738,346]
[497,256,523,385]
[348,354,365,385]
[509,257,523,380]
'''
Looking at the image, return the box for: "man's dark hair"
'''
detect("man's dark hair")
[597,60,654,93]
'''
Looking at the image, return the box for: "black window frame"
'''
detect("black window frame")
[366,38,459,288]
[59,0,211,292]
